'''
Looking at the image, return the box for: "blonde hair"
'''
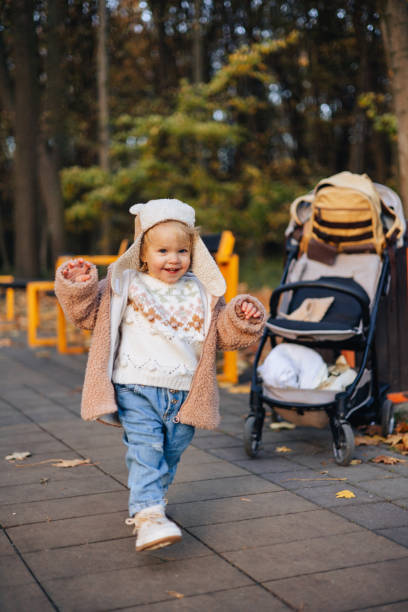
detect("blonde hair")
[139,220,199,272]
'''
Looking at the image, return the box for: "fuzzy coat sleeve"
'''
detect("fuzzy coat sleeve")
[216,294,266,350]
[54,262,106,330]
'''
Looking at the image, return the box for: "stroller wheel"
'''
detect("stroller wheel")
[332,422,355,466]
[244,415,261,458]
[380,399,395,437]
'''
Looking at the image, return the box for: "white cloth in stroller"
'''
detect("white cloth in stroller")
[258,343,328,390]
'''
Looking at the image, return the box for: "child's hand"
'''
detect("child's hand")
[240,301,262,320]
[62,258,92,283]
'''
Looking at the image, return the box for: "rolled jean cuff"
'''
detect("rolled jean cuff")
[130,499,166,516]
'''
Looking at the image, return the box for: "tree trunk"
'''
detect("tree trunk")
[380,1,408,215]
[193,0,204,83]
[39,0,66,263]
[11,0,39,276]
[97,0,111,252]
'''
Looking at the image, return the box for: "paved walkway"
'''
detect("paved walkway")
[1,344,408,612]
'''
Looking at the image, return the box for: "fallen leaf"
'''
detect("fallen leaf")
[5,451,32,462]
[336,489,356,499]
[284,477,347,482]
[51,458,91,468]
[269,421,296,431]
[365,424,383,436]
[240,497,252,502]
[371,455,406,465]
[40,478,49,486]
[35,350,51,358]
[383,434,404,446]
[227,384,251,394]
[350,459,362,465]
[396,421,408,434]
[167,591,184,599]
[354,435,384,446]
[276,446,292,453]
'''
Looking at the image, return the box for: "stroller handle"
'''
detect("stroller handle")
[269,279,371,327]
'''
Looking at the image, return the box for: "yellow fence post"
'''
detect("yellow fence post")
[0,275,15,321]
[216,231,239,384]
[26,281,57,348]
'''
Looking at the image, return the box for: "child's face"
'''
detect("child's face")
[142,222,192,284]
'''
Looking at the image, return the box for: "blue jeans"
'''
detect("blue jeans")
[114,383,195,516]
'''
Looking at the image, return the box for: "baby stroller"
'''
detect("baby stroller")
[244,172,406,466]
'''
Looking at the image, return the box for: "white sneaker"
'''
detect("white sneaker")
[125,505,182,552]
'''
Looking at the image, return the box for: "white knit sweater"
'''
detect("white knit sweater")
[112,272,205,390]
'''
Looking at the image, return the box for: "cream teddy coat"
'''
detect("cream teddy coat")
[55,264,265,430]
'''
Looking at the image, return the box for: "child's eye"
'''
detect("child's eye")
[179,249,188,253]
[158,249,167,253]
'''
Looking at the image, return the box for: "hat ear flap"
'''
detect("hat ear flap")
[134,215,142,241]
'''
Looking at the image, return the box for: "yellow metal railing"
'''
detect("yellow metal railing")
[215,231,239,384]
[0,275,15,321]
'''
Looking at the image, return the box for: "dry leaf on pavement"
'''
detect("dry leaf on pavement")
[227,384,251,394]
[276,446,292,453]
[396,421,408,434]
[270,421,296,431]
[167,591,184,599]
[354,435,384,446]
[51,458,92,468]
[350,459,362,465]
[5,451,32,462]
[371,455,406,465]
[336,489,356,499]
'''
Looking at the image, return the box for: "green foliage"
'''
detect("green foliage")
[359,92,397,137]
[61,32,305,256]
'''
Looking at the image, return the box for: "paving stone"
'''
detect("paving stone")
[264,557,408,612]
[168,490,316,527]
[0,530,12,555]
[0,490,129,528]
[292,482,382,508]
[395,498,408,510]
[189,508,362,552]
[124,585,290,612]
[260,468,345,490]
[192,434,242,450]
[377,526,408,548]
[0,583,55,612]
[0,432,69,455]
[173,460,249,484]
[42,554,252,611]
[234,456,300,474]
[369,602,408,611]
[0,553,36,586]
[24,536,207,581]
[0,473,124,506]
[0,422,42,440]
[323,461,399,483]
[7,511,129,552]
[179,445,221,465]
[262,439,324,456]
[223,530,408,582]
[357,476,408,500]
[207,445,255,462]
[331,501,408,530]
[0,451,103,487]
[167,475,281,504]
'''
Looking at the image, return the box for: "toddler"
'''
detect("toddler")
[55,199,265,551]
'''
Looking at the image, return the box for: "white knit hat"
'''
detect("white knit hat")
[111,198,226,296]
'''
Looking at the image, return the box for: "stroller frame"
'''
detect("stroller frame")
[244,241,394,466]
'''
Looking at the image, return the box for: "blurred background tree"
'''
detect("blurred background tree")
[0,0,405,285]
